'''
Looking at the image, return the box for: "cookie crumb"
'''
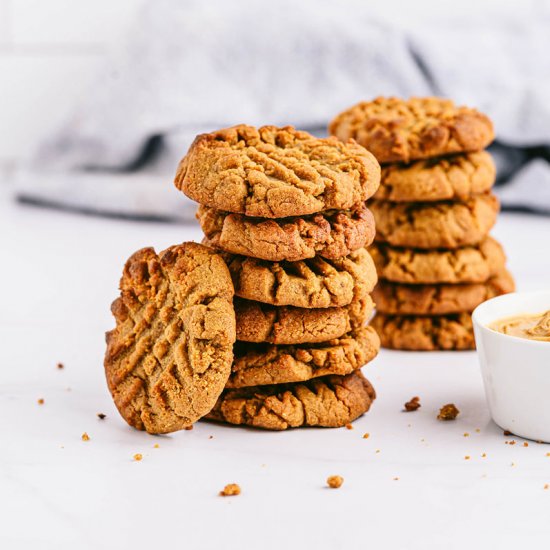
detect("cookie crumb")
[463,433,470,437]
[523,442,529,447]
[97,413,106,420]
[437,403,459,421]
[81,432,90,441]
[219,483,241,496]
[153,444,160,449]
[393,477,399,481]
[327,475,344,489]
[503,430,512,436]
[363,433,370,439]
[475,428,481,433]
[208,435,214,440]
[505,440,516,446]
[464,455,471,460]
[481,453,487,458]
[511,462,516,467]
[133,453,143,461]
[185,425,194,431]
[546,453,550,457]
[544,484,549,490]
[37,398,44,405]
[404,396,421,412]
[375,449,381,454]
[57,362,64,369]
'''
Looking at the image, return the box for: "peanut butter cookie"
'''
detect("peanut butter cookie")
[373,270,515,315]
[198,204,376,261]
[371,312,474,350]
[235,295,374,344]
[206,371,376,430]
[329,97,494,163]
[371,193,499,249]
[375,151,495,202]
[176,124,380,218]
[227,326,380,388]
[104,243,236,434]
[371,237,506,284]
[223,247,377,308]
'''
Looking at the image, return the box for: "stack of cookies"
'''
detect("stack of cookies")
[177,124,382,429]
[329,97,515,350]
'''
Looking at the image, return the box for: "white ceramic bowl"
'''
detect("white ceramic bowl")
[472,291,550,442]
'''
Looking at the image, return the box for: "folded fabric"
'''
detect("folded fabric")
[15,0,550,218]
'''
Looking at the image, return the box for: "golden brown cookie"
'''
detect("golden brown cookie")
[371,312,474,351]
[235,295,374,344]
[198,204,376,261]
[371,193,499,249]
[176,124,380,218]
[104,243,236,434]
[375,151,495,202]
[329,97,494,163]
[371,237,506,284]
[227,326,380,388]
[206,371,376,430]
[373,270,515,315]
[223,247,377,308]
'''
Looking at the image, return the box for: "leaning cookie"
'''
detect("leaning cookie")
[235,295,374,344]
[375,151,495,202]
[371,312,474,351]
[329,97,494,163]
[176,124,381,218]
[198,204,376,261]
[370,237,506,284]
[104,243,236,434]
[227,326,380,388]
[373,270,515,315]
[205,371,376,430]
[223,247,377,308]
[371,193,499,249]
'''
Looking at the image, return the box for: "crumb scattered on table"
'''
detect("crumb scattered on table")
[37,398,44,405]
[57,363,64,370]
[505,440,516,446]
[363,433,370,439]
[404,396,421,412]
[545,484,549,490]
[327,475,344,489]
[523,442,529,447]
[481,453,487,458]
[153,444,160,449]
[463,433,470,437]
[465,455,471,460]
[345,423,353,430]
[81,432,90,441]
[133,453,143,461]
[208,435,214,439]
[437,403,459,421]
[393,477,399,481]
[97,413,106,420]
[475,428,481,433]
[503,430,512,436]
[219,483,241,496]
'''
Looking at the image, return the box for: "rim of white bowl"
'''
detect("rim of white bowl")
[472,290,550,347]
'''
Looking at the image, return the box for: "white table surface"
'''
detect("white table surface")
[2,187,550,550]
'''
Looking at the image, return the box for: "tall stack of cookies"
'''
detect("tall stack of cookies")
[176,124,382,429]
[329,97,515,350]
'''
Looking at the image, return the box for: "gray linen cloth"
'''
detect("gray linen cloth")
[15,0,550,219]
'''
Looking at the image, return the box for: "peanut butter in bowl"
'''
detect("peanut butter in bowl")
[489,309,550,342]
